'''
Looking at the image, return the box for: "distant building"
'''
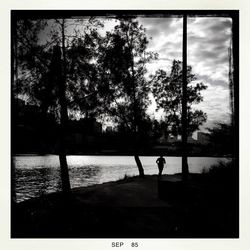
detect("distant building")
[197,132,210,145]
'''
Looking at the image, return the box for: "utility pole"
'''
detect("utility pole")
[181,14,189,181]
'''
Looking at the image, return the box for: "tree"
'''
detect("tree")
[151,59,207,139]
[13,17,103,194]
[97,18,157,177]
[65,20,103,117]
[13,19,50,102]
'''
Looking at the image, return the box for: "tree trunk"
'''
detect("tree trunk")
[132,127,145,177]
[133,129,144,177]
[130,39,145,177]
[134,154,144,177]
[181,14,189,181]
[59,150,71,194]
[50,19,71,194]
[58,19,71,194]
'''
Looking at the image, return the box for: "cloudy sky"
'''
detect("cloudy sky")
[137,17,232,133]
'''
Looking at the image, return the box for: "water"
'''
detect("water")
[13,155,231,202]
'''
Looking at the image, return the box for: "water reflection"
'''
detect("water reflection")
[69,165,102,186]
[15,167,62,201]
[15,164,103,202]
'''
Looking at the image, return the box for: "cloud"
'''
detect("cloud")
[139,17,178,38]
[186,17,232,130]
[140,18,183,60]
[187,17,232,86]
[192,82,231,130]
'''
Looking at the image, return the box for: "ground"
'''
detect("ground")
[11,174,238,238]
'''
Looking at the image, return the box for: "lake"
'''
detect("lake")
[13,155,231,202]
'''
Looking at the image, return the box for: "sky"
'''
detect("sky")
[137,17,232,133]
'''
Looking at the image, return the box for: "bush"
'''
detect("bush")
[202,159,238,192]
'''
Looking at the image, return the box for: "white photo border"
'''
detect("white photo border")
[0,0,249,250]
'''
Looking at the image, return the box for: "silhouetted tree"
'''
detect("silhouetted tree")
[97,18,157,177]
[151,60,207,138]
[13,19,50,102]
[65,19,103,118]
[51,18,102,193]
[54,20,72,193]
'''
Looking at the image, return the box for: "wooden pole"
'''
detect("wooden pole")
[182,14,189,181]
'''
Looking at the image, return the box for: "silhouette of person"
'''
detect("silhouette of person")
[156,155,166,176]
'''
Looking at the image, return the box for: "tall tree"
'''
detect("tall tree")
[98,18,157,177]
[54,18,72,193]
[51,18,102,193]
[151,60,207,141]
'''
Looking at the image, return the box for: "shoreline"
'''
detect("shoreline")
[16,174,180,206]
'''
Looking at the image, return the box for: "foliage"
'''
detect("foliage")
[207,122,235,155]
[14,20,50,104]
[201,159,237,191]
[97,18,158,134]
[14,18,103,119]
[151,59,207,137]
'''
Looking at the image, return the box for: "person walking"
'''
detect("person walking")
[156,155,166,176]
